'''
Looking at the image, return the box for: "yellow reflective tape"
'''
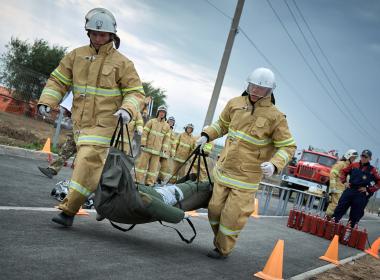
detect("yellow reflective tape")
[123,96,140,112]
[77,135,111,145]
[52,69,72,86]
[219,224,241,236]
[211,123,222,135]
[69,180,92,197]
[121,86,144,93]
[73,85,121,97]
[135,168,146,174]
[149,130,165,137]
[273,137,296,147]
[219,116,230,126]
[275,149,289,163]
[141,147,160,155]
[209,220,219,226]
[41,88,62,101]
[229,129,272,146]
[213,167,259,190]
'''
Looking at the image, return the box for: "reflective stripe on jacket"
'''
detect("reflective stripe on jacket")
[38,42,145,147]
[204,95,296,191]
[329,160,349,193]
[141,118,170,156]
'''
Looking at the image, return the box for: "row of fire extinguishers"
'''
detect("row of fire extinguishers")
[287,208,368,251]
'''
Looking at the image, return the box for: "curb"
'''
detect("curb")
[288,252,367,280]
[0,144,61,162]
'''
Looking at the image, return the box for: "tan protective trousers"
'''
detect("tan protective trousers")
[59,145,108,216]
[208,182,256,256]
[326,191,343,217]
[170,160,188,183]
[135,151,160,186]
[192,156,214,182]
[158,157,173,182]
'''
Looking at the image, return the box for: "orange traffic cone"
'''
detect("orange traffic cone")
[251,198,259,218]
[76,207,89,216]
[365,237,380,259]
[254,240,284,280]
[319,235,340,265]
[41,138,52,163]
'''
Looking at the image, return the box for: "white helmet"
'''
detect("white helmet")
[157,105,167,113]
[344,149,358,160]
[185,123,194,130]
[85,8,117,34]
[85,8,120,48]
[247,67,276,90]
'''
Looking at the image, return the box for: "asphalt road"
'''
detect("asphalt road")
[0,153,379,280]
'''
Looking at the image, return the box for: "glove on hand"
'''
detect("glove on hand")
[137,126,143,136]
[38,105,51,117]
[260,162,275,177]
[114,109,131,124]
[196,136,208,149]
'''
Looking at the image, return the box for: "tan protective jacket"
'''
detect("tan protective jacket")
[173,132,196,163]
[204,95,296,191]
[141,118,171,156]
[38,42,145,146]
[160,129,177,158]
[329,160,349,193]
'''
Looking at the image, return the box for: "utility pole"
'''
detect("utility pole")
[203,0,245,127]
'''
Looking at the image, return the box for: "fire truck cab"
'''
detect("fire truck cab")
[281,149,338,195]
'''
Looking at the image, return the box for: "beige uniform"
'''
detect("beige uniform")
[171,131,196,182]
[38,42,145,215]
[135,117,170,185]
[326,160,349,217]
[124,111,144,155]
[204,94,296,256]
[158,129,177,182]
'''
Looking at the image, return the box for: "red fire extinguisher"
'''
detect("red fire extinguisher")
[340,222,352,245]
[324,219,335,240]
[301,213,312,233]
[310,215,319,235]
[287,208,300,228]
[317,216,327,237]
[356,228,368,251]
[347,224,360,248]
[297,211,306,230]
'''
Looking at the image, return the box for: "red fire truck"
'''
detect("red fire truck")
[281,148,338,195]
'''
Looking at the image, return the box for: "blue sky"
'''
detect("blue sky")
[1,0,379,161]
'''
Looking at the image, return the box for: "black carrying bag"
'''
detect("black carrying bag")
[94,117,206,243]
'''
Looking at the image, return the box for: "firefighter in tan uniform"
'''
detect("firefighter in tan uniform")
[158,116,177,183]
[192,140,215,182]
[37,8,145,226]
[135,105,171,186]
[326,149,358,218]
[124,111,144,155]
[171,124,196,182]
[197,68,296,259]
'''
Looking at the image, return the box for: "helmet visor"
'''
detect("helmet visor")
[247,83,270,98]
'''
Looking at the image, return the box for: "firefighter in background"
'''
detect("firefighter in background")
[171,123,196,182]
[124,111,144,155]
[38,8,145,226]
[325,149,358,218]
[157,116,177,183]
[197,67,296,259]
[192,137,215,182]
[333,149,380,227]
[38,92,76,179]
[135,105,170,186]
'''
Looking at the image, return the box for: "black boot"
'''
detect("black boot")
[52,212,74,227]
[207,248,228,260]
[38,167,57,179]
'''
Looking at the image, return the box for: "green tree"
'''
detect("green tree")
[142,81,167,116]
[0,37,66,102]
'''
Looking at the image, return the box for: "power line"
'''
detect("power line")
[201,0,355,148]
[265,0,379,146]
[292,0,379,134]
[283,0,380,145]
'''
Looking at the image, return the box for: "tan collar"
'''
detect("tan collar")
[89,41,114,55]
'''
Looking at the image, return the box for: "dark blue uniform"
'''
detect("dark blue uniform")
[333,161,380,227]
